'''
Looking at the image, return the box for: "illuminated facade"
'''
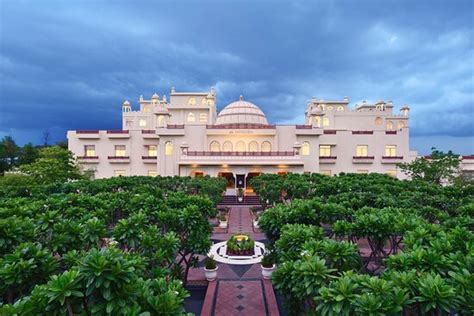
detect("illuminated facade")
[67,87,419,187]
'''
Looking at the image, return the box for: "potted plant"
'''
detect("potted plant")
[261,251,276,279]
[218,214,227,229]
[237,188,244,203]
[204,256,218,281]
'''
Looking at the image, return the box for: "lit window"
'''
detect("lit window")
[207,99,214,106]
[323,117,330,127]
[115,145,126,157]
[148,145,157,156]
[148,170,158,177]
[356,145,368,157]
[142,105,151,113]
[337,106,344,111]
[199,113,208,123]
[386,170,397,177]
[315,116,321,127]
[165,142,173,156]
[301,142,310,156]
[385,145,397,157]
[158,115,165,125]
[187,112,195,122]
[357,170,369,174]
[84,145,96,157]
[139,119,147,127]
[114,170,126,177]
[188,97,196,105]
[248,141,258,152]
[210,141,220,152]
[236,141,246,152]
[386,121,394,130]
[261,141,271,152]
[320,170,331,176]
[223,141,233,152]
[375,117,383,125]
[397,121,405,129]
[319,145,331,157]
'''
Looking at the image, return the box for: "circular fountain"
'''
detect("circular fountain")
[208,234,266,265]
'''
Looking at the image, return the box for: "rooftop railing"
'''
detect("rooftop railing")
[206,124,276,129]
[352,131,374,135]
[107,130,129,134]
[76,130,100,134]
[185,151,295,157]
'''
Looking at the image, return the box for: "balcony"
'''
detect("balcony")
[75,130,100,139]
[108,156,130,163]
[142,156,157,164]
[352,156,375,164]
[179,151,303,166]
[385,131,397,135]
[352,131,374,135]
[141,130,158,139]
[77,156,99,164]
[319,156,337,164]
[323,130,337,135]
[381,156,404,164]
[106,130,130,139]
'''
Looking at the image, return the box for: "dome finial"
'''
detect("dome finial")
[239,94,244,101]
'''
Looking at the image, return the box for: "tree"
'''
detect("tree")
[17,143,39,166]
[0,136,19,174]
[398,148,461,185]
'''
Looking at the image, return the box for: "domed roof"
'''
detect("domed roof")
[215,95,268,125]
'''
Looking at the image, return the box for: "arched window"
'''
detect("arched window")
[223,141,233,152]
[261,141,271,152]
[337,106,344,111]
[327,106,334,111]
[209,141,220,152]
[199,113,208,123]
[187,112,195,122]
[315,116,321,127]
[397,121,405,129]
[201,98,207,105]
[236,141,246,152]
[207,99,214,106]
[323,117,330,127]
[386,121,394,130]
[248,141,258,152]
[165,142,173,156]
[375,117,383,125]
[301,142,310,155]
[188,97,196,106]
[158,115,165,125]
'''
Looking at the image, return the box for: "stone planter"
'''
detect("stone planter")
[261,264,276,279]
[219,220,228,229]
[204,266,218,281]
[253,220,259,229]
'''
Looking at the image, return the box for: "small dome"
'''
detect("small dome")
[215,96,268,125]
[123,100,130,106]
[152,93,159,99]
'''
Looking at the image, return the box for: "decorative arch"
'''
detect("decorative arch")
[165,141,173,156]
[209,141,220,152]
[188,97,196,106]
[187,112,195,122]
[315,116,321,127]
[301,142,310,156]
[337,106,344,111]
[375,117,383,125]
[397,121,405,129]
[200,113,208,123]
[261,141,271,152]
[323,117,330,127]
[235,141,246,152]
[386,121,394,130]
[223,141,233,152]
[248,141,259,152]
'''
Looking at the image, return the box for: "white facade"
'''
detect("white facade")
[67,87,418,186]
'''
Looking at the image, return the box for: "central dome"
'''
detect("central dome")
[215,95,269,125]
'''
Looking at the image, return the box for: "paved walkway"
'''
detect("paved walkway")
[211,206,266,241]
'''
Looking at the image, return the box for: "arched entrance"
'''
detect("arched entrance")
[218,172,235,189]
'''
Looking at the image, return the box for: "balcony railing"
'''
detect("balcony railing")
[206,124,276,129]
[386,131,397,135]
[77,156,99,163]
[319,156,337,164]
[319,156,337,159]
[78,156,99,159]
[185,151,295,157]
[352,131,374,135]
[323,130,337,134]
[167,124,185,129]
[141,130,155,134]
[108,156,130,159]
[142,156,157,159]
[76,130,99,134]
[382,156,403,159]
[107,130,129,134]
[295,125,312,129]
[353,156,375,159]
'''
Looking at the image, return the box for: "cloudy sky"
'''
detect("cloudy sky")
[0,0,473,154]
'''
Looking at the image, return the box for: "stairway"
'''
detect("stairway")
[218,195,262,206]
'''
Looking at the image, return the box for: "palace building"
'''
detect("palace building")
[67,87,419,188]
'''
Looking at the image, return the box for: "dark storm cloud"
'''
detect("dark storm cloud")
[0,0,473,153]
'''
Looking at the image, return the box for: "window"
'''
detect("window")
[210,141,220,152]
[207,99,215,106]
[236,141,246,152]
[187,112,195,122]
[386,121,394,130]
[319,145,331,157]
[84,145,96,157]
[139,119,147,127]
[337,106,344,111]
[261,141,271,152]
[158,115,165,125]
[165,142,173,156]
[386,170,397,177]
[320,170,331,176]
[356,145,368,157]
[199,113,208,123]
[148,145,157,156]
[126,120,133,127]
[357,170,369,174]
[248,141,258,152]
[301,142,310,156]
[148,170,158,177]
[327,106,334,111]
[115,145,126,157]
[385,145,397,157]
[323,117,330,127]
[397,121,405,129]
[142,105,151,113]
[223,141,233,152]
[375,117,383,125]
[314,116,321,127]
[188,97,196,105]
[114,170,126,177]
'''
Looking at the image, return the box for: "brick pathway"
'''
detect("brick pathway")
[211,206,267,241]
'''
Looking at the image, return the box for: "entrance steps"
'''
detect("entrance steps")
[218,195,262,206]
